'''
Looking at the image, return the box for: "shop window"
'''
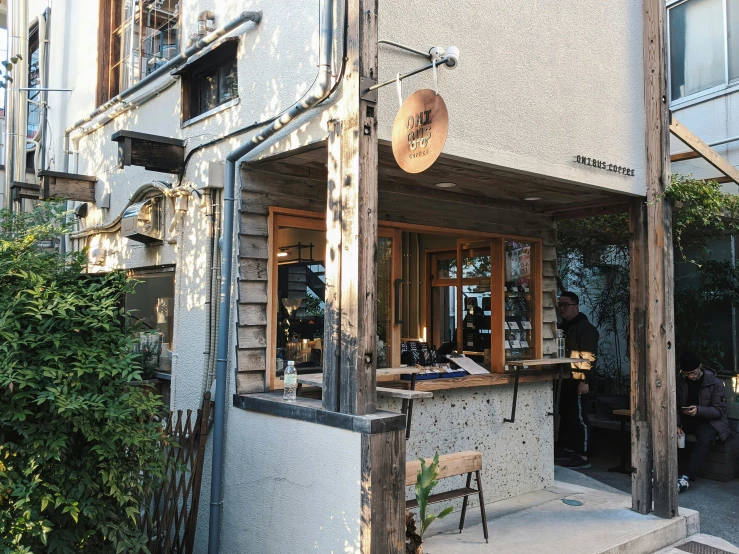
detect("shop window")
[270,215,395,385]
[97,0,180,105]
[179,39,238,121]
[504,240,538,368]
[125,266,175,374]
[668,0,739,102]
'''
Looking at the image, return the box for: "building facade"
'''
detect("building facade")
[2,1,672,552]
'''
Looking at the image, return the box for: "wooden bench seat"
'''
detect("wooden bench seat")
[406,451,488,543]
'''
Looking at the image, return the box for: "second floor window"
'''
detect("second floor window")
[669,0,739,102]
[98,0,179,105]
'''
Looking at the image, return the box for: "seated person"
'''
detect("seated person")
[676,351,731,493]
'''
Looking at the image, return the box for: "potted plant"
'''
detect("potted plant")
[406,453,454,554]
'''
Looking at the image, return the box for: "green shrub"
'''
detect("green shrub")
[0,202,166,553]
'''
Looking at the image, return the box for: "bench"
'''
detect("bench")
[405,451,488,543]
[681,433,739,482]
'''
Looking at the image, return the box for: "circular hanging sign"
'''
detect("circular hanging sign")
[391,89,449,173]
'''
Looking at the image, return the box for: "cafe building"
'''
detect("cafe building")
[10,0,688,551]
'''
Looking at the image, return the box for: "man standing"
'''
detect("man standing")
[676,351,730,493]
[555,291,599,469]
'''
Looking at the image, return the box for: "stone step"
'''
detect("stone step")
[655,533,739,554]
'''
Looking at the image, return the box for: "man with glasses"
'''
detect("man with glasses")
[676,351,730,493]
[555,291,599,469]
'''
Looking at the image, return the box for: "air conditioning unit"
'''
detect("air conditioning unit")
[122,196,163,244]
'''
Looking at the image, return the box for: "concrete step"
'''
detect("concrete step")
[655,533,739,554]
[422,481,699,554]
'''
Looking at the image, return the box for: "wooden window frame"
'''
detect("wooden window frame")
[266,209,543,387]
[96,0,180,107]
[179,39,239,123]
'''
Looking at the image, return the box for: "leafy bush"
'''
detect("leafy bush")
[415,453,453,538]
[0,203,166,553]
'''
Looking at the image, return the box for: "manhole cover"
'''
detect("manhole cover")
[677,541,735,554]
[562,499,583,506]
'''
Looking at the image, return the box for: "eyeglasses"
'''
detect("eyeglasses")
[558,302,577,307]
[680,368,701,377]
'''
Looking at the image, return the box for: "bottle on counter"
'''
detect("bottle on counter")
[283,360,297,402]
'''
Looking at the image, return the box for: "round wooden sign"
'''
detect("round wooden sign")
[391,89,449,173]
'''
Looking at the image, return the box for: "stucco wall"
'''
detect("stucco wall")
[380,381,554,510]
[207,408,362,554]
[378,0,647,197]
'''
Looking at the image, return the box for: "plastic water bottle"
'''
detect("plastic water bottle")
[283,361,297,402]
[557,330,566,358]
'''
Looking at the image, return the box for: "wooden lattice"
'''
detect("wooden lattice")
[140,393,212,554]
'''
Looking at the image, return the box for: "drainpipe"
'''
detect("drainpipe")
[62,11,262,172]
[207,1,336,551]
[4,0,29,211]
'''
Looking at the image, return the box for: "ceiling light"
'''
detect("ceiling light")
[524,196,542,201]
[435,182,456,188]
[277,251,289,258]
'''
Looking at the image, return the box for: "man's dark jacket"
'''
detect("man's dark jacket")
[560,312,599,382]
[677,368,731,441]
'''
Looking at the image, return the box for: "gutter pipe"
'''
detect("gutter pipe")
[207,0,336,552]
[62,11,263,171]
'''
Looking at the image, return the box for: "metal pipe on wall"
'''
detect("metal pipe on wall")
[63,11,263,171]
[3,0,29,211]
[208,0,337,550]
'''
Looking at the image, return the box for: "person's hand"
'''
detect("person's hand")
[677,427,684,437]
[577,381,589,396]
[682,406,697,417]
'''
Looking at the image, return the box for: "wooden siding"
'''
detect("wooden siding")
[235,167,560,394]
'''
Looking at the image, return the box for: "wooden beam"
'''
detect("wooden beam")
[323,0,379,416]
[670,150,700,163]
[669,117,739,185]
[703,176,733,185]
[644,0,679,518]
[629,198,652,514]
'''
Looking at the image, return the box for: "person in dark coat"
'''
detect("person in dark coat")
[555,291,600,469]
[676,351,731,493]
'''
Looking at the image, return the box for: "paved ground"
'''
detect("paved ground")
[568,432,739,546]
[423,480,699,554]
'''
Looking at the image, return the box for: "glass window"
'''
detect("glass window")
[100,0,179,104]
[729,0,739,81]
[669,0,733,101]
[125,267,176,373]
[505,241,535,365]
[27,28,40,141]
[272,221,395,381]
[184,41,239,120]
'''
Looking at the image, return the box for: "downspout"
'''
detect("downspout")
[38,8,51,173]
[63,11,262,172]
[207,1,336,551]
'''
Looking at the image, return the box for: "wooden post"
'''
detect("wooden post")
[323,0,379,416]
[629,198,652,514]
[643,0,678,518]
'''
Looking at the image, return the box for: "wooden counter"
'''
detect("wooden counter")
[384,368,559,392]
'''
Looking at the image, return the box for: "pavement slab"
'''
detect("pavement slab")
[422,480,699,554]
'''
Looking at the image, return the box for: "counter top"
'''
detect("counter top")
[383,368,559,392]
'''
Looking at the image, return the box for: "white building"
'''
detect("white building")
[1,0,693,552]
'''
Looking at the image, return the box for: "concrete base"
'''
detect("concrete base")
[421,481,699,554]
